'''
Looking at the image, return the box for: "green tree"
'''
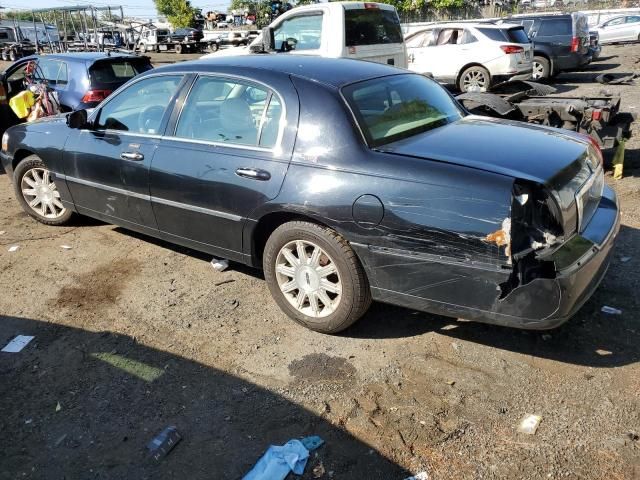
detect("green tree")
[153,0,198,28]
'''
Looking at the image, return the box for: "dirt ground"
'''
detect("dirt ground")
[1,45,639,480]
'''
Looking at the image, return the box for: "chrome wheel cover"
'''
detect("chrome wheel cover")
[275,240,342,318]
[462,70,488,91]
[21,167,66,219]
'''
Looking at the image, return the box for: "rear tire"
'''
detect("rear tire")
[458,65,490,92]
[263,221,372,334]
[532,55,551,80]
[209,42,219,52]
[14,155,73,226]
[8,49,16,62]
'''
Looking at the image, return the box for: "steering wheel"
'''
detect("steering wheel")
[138,105,165,134]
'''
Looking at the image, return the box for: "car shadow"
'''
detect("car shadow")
[0,315,410,479]
[112,224,639,369]
[581,62,621,72]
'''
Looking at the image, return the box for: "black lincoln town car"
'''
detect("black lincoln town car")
[0,56,620,333]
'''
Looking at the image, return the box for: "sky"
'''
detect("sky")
[1,0,229,20]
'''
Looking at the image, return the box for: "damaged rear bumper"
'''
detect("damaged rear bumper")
[360,186,620,330]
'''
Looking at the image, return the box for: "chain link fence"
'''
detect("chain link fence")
[398,0,640,25]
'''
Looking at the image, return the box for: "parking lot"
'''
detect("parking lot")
[1,44,639,479]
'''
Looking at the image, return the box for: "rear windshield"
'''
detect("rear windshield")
[345,7,403,46]
[89,59,152,86]
[507,27,529,43]
[343,74,463,147]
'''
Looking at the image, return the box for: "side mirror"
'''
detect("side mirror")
[67,109,88,129]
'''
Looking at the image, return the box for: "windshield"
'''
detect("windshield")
[89,59,153,86]
[342,74,463,147]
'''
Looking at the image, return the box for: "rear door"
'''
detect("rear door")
[622,15,640,41]
[406,29,436,74]
[0,59,30,136]
[148,72,299,259]
[535,18,572,67]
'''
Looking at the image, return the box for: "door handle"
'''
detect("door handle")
[120,151,144,161]
[235,168,271,181]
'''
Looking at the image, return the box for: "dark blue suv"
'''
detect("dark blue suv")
[0,52,152,137]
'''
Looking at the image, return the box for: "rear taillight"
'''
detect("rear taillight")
[81,89,112,103]
[0,83,7,104]
[570,36,579,53]
[500,45,524,54]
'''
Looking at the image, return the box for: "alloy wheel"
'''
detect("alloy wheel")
[20,167,66,219]
[275,240,342,318]
[532,61,544,80]
[462,70,488,91]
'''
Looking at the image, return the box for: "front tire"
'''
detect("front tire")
[14,155,73,226]
[263,221,372,334]
[458,65,490,92]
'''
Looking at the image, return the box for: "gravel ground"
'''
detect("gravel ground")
[0,45,639,479]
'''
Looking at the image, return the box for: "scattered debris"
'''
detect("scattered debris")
[313,461,325,478]
[440,324,458,330]
[627,431,639,441]
[243,436,324,480]
[0,230,6,235]
[451,342,461,352]
[61,245,73,250]
[214,279,235,287]
[541,334,552,341]
[518,414,542,435]
[54,433,68,447]
[8,245,20,253]
[1,335,35,353]
[147,426,182,461]
[601,306,622,315]
[24,419,32,424]
[595,349,613,356]
[403,472,429,480]
[55,402,62,412]
[445,380,456,386]
[612,138,625,180]
[596,72,639,85]
[620,256,632,263]
[227,299,240,310]
[211,257,229,272]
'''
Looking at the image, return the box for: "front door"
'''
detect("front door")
[149,73,298,260]
[62,74,184,229]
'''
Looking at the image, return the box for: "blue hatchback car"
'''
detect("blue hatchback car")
[0,52,152,136]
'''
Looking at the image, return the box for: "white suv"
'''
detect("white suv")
[406,23,533,92]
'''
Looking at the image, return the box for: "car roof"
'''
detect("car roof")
[412,22,523,29]
[152,55,406,88]
[26,52,141,63]
[506,13,572,20]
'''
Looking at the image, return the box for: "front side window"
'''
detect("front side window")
[605,17,624,26]
[436,28,464,45]
[405,31,430,48]
[343,74,463,147]
[96,75,182,134]
[175,76,282,148]
[273,13,322,51]
[345,7,402,46]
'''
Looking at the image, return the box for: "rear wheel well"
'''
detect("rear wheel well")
[252,212,330,265]
[456,63,491,85]
[12,149,36,172]
[533,51,552,72]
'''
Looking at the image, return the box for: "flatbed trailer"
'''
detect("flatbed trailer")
[456,81,635,150]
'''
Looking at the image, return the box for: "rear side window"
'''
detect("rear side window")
[507,27,530,43]
[345,7,403,46]
[273,13,323,51]
[626,16,640,23]
[89,59,152,86]
[538,19,572,36]
[175,76,283,149]
[477,28,507,41]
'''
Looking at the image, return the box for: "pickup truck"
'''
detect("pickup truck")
[202,2,408,69]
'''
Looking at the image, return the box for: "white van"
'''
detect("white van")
[202,2,407,69]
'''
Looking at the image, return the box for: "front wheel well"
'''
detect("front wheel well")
[251,212,331,265]
[533,51,553,71]
[12,149,36,172]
